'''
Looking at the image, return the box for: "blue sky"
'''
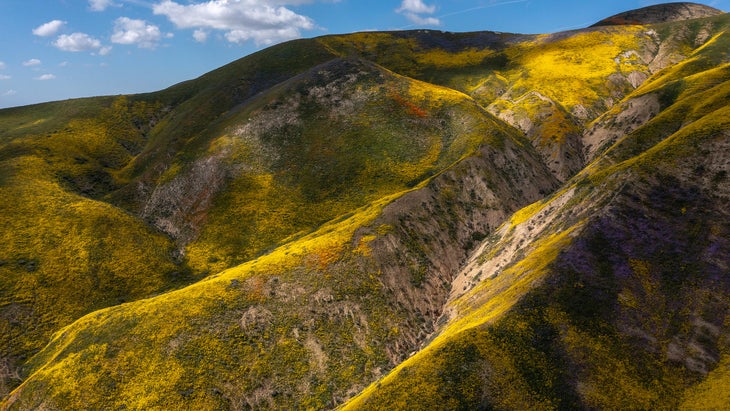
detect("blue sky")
[0,0,727,108]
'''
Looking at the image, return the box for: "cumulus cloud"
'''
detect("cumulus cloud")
[397,0,436,14]
[22,59,41,67]
[2,90,18,96]
[32,20,67,37]
[54,33,103,52]
[35,74,56,80]
[396,0,440,26]
[0,61,5,70]
[89,0,117,11]
[152,0,316,45]
[112,17,168,48]
[402,13,440,25]
[0,75,11,80]
[193,29,209,43]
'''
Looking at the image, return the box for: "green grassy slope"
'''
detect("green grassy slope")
[0,109,558,410]
[315,14,726,184]
[1,6,729,410]
[158,57,533,274]
[318,24,654,181]
[0,30,556,404]
[345,125,730,409]
[342,15,730,410]
[114,38,340,188]
[0,39,341,396]
[0,96,188,397]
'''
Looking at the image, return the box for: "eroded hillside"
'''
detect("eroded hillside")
[1,3,729,409]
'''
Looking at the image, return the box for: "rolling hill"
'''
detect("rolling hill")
[1,2,729,409]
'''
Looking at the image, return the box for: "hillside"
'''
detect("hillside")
[1,3,729,409]
[592,2,723,26]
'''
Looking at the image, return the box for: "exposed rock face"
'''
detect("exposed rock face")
[592,2,724,27]
[142,154,229,249]
[363,137,559,361]
[488,91,585,181]
[582,93,662,162]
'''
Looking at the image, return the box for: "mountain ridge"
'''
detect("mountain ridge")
[1,4,730,409]
[592,2,724,27]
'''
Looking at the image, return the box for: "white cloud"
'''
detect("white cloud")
[89,0,117,11]
[0,61,5,70]
[100,46,113,56]
[59,61,70,67]
[153,0,316,45]
[32,20,67,37]
[396,0,440,26]
[23,59,42,67]
[193,29,208,42]
[54,33,103,52]
[0,75,10,80]
[2,90,18,96]
[35,74,56,80]
[112,17,166,49]
[397,0,436,14]
[402,13,440,25]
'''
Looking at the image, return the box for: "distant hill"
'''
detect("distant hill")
[1,3,729,410]
[592,2,723,26]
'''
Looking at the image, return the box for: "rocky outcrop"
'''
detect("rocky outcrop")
[142,154,229,250]
[361,134,559,361]
[582,92,662,162]
[488,92,585,181]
